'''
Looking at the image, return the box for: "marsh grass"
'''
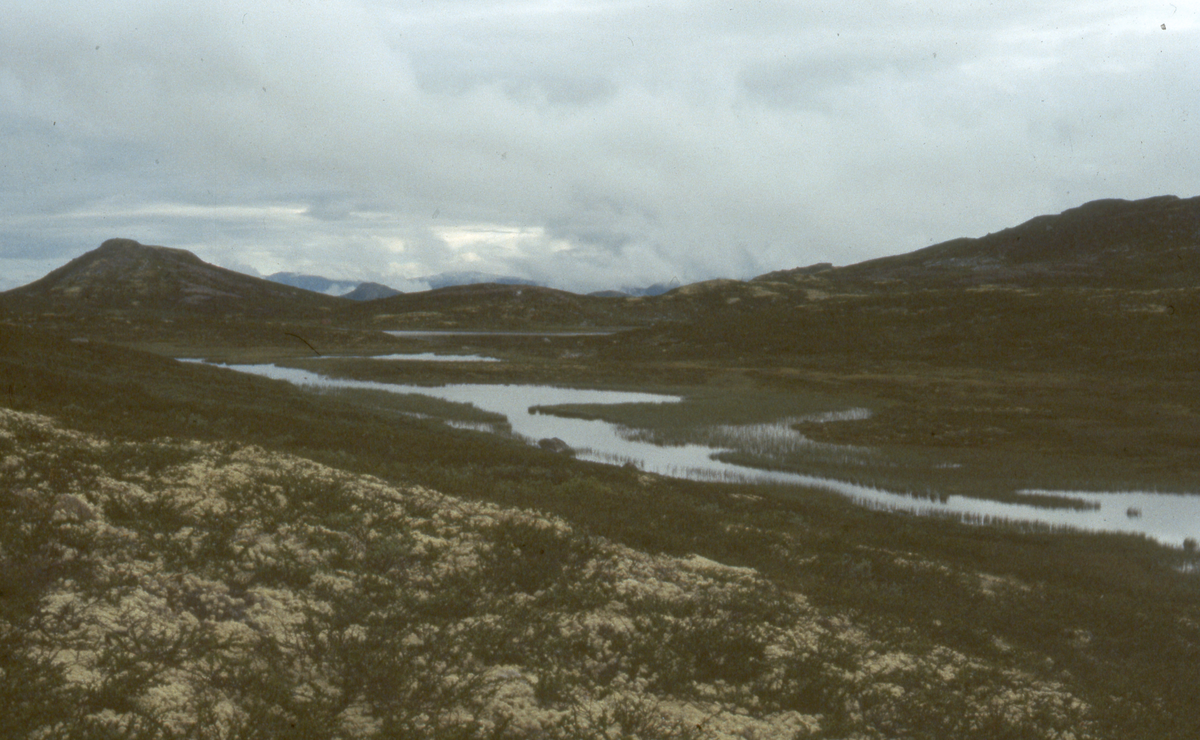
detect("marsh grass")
[545,396,1161,509]
[526,370,1200,507]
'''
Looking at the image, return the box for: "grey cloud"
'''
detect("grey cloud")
[739,57,874,110]
[1,0,1197,293]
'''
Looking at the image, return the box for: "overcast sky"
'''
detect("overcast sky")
[1,1,1195,293]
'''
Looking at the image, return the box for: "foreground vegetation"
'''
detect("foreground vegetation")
[3,326,1200,738]
[1,406,1096,738]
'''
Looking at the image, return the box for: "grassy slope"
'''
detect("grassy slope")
[3,325,1200,737]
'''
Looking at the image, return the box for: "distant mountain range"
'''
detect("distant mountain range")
[589,281,684,298]
[4,195,1197,330]
[423,271,540,290]
[267,269,688,301]
[265,270,540,301]
[264,272,365,296]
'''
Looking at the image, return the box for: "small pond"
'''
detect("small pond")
[319,353,501,362]
[384,330,620,338]
[204,362,1200,547]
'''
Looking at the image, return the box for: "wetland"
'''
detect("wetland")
[207,360,1200,547]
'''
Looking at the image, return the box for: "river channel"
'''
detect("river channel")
[204,362,1200,547]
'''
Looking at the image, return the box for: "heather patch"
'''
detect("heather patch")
[0,408,1091,738]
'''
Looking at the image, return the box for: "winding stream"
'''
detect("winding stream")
[202,362,1200,547]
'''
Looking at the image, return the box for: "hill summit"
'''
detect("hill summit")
[3,238,343,316]
[768,195,1200,288]
[855,195,1200,286]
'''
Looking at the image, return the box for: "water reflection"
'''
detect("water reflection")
[317,353,501,362]
[202,362,1200,547]
[384,330,620,338]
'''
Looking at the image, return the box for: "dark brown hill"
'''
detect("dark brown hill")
[2,238,345,317]
[767,195,1200,288]
[609,196,1200,374]
[339,281,671,330]
[342,282,402,301]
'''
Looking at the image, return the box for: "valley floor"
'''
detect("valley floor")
[3,326,1200,738]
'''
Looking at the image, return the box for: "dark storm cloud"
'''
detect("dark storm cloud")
[1,0,1196,292]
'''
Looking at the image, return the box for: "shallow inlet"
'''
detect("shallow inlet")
[205,362,1200,547]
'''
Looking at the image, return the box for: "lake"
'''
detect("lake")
[204,362,1200,547]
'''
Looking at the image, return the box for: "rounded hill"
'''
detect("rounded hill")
[2,238,345,317]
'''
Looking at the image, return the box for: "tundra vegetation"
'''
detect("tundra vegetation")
[2,322,1199,739]
[0,407,1090,738]
[3,197,1200,737]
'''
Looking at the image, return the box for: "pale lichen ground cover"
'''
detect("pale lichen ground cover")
[0,407,1091,739]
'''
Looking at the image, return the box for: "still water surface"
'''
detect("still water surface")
[211,362,1200,547]
[384,330,619,338]
[317,353,501,362]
